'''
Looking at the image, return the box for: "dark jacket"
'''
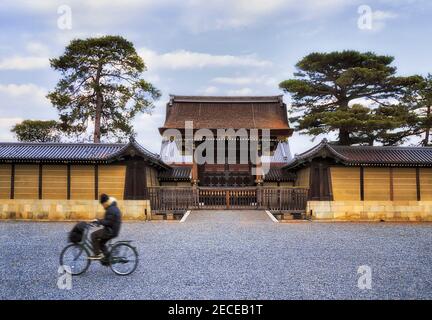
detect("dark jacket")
[99,200,122,237]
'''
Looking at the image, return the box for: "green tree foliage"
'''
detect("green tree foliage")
[403,74,432,146]
[11,120,61,142]
[279,51,421,145]
[47,35,161,143]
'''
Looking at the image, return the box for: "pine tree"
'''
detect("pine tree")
[279,51,421,145]
[47,35,161,143]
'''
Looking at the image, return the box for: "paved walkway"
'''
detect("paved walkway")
[1,216,431,299]
[186,210,273,224]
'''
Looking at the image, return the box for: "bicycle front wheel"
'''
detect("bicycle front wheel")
[60,243,90,276]
[109,243,139,276]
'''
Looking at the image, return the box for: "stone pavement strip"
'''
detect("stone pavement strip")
[0,211,431,300]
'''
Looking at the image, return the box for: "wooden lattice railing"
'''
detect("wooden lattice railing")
[148,186,309,213]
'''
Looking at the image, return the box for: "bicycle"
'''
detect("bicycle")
[59,222,139,276]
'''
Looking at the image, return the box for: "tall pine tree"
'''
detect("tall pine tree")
[48,35,161,143]
[403,74,432,146]
[279,51,421,145]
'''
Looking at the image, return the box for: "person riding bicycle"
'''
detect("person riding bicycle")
[89,193,122,260]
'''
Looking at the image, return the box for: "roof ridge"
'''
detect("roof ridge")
[285,139,432,169]
[169,95,283,103]
[332,145,432,150]
[0,141,126,146]
[170,94,283,98]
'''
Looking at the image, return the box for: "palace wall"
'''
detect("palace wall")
[308,201,432,221]
[0,199,150,220]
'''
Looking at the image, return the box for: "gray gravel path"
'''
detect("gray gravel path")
[1,210,431,300]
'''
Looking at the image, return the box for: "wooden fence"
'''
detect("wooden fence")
[148,186,308,213]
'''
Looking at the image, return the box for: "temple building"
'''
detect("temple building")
[0,95,431,221]
[159,95,294,187]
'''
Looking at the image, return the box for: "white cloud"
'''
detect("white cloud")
[25,42,51,56]
[0,84,55,141]
[0,83,53,117]
[199,86,220,95]
[227,88,253,96]
[212,76,277,86]
[0,0,158,12]
[139,48,272,70]
[134,112,165,153]
[182,0,357,32]
[0,56,49,70]
[0,83,47,99]
[371,10,399,31]
[0,117,24,141]
[0,42,50,70]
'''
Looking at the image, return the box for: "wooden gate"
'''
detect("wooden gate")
[148,186,309,212]
[198,187,258,209]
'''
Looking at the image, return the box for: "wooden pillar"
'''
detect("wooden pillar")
[389,167,394,201]
[67,164,71,200]
[254,138,263,185]
[10,164,15,199]
[191,142,198,186]
[94,164,99,200]
[416,167,421,201]
[326,166,333,201]
[360,167,365,201]
[38,163,43,200]
[225,190,230,209]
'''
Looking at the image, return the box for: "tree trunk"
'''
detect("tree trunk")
[424,106,431,146]
[93,65,103,143]
[338,128,351,145]
[94,93,102,143]
[338,99,351,145]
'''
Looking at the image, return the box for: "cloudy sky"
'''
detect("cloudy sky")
[0,0,431,155]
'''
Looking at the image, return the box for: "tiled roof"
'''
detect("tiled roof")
[160,95,292,134]
[263,166,296,182]
[0,139,168,168]
[158,165,192,181]
[285,139,432,168]
[0,142,123,161]
[168,95,284,103]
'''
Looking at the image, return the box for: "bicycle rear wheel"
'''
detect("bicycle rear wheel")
[60,243,90,276]
[109,243,138,276]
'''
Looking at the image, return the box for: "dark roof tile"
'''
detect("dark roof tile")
[285,139,432,168]
[158,166,192,181]
[160,95,292,133]
[0,140,167,169]
[264,167,296,182]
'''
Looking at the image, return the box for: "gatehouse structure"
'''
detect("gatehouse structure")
[0,95,432,221]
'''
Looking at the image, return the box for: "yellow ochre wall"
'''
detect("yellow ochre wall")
[393,168,417,201]
[420,168,432,200]
[0,164,11,199]
[70,165,95,200]
[330,167,360,201]
[42,165,67,199]
[330,167,422,201]
[0,163,128,201]
[98,165,126,200]
[14,164,39,199]
[364,167,391,201]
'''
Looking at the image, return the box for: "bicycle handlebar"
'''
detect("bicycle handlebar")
[87,221,100,227]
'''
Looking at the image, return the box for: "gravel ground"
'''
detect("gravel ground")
[1,210,431,300]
